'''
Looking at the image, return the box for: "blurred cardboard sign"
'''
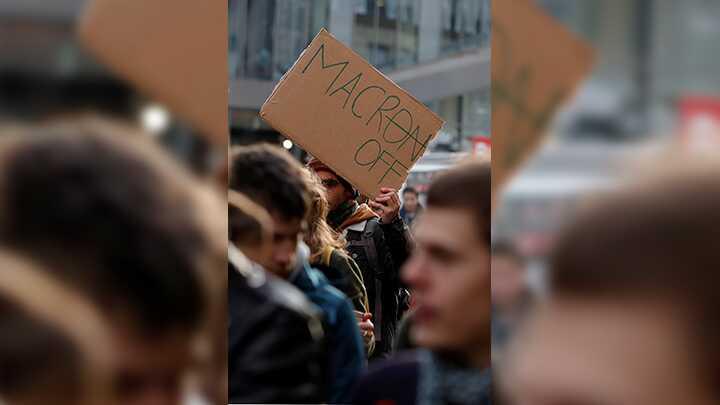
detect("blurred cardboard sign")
[679,96,720,150]
[77,0,227,146]
[260,29,444,198]
[492,0,594,190]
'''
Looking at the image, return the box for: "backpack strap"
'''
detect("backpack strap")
[347,219,385,341]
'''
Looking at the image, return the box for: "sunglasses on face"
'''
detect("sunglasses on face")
[321,179,341,189]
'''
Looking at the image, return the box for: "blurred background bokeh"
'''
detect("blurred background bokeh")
[494,0,720,291]
[0,0,221,176]
[229,0,491,198]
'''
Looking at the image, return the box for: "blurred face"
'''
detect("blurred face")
[491,254,526,308]
[255,213,302,278]
[402,207,490,366]
[112,327,193,405]
[503,298,715,405]
[402,192,419,212]
[316,170,350,211]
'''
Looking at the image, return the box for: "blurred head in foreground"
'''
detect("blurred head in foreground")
[503,162,720,405]
[0,119,225,405]
[0,250,113,405]
[228,189,273,265]
[402,159,491,367]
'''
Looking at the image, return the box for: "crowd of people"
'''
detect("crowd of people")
[228,143,492,404]
[4,116,718,405]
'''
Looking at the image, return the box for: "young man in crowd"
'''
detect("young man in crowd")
[501,163,720,405]
[308,158,413,359]
[400,186,423,227]
[354,160,492,405]
[228,190,325,403]
[230,144,364,404]
[0,121,225,405]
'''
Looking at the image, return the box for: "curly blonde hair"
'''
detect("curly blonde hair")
[301,169,346,264]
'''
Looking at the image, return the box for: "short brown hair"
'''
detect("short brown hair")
[230,144,309,222]
[426,159,491,245]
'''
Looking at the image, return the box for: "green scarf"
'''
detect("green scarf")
[327,200,357,230]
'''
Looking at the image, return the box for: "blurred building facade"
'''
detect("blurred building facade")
[540,0,720,140]
[229,0,491,153]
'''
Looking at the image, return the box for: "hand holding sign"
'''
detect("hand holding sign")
[369,187,401,224]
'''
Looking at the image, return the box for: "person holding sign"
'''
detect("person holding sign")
[300,171,376,355]
[308,158,413,360]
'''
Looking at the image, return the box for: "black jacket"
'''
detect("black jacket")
[228,247,325,403]
[340,207,412,359]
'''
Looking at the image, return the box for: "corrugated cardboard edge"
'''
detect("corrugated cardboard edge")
[491,0,595,193]
[260,28,444,197]
[260,29,326,110]
[76,0,228,147]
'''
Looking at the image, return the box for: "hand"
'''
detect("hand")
[369,187,400,224]
[354,311,375,346]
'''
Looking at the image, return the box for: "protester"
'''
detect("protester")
[0,120,225,405]
[301,170,376,353]
[501,162,720,405]
[400,186,423,227]
[491,240,532,360]
[353,159,492,405]
[230,144,364,403]
[308,158,413,359]
[303,169,370,315]
[0,250,113,405]
[228,190,325,403]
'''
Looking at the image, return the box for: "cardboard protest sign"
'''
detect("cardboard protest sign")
[77,0,227,146]
[492,0,594,190]
[260,28,444,198]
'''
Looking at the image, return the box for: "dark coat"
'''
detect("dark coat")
[290,248,366,403]
[352,351,420,405]
[353,350,493,405]
[228,259,325,404]
[343,212,413,360]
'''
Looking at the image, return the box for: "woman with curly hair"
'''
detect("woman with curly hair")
[302,169,375,353]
